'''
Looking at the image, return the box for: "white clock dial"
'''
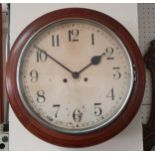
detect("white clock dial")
[17,19,133,134]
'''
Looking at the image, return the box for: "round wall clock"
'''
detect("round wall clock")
[6,8,145,147]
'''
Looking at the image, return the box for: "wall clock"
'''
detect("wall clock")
[6,8,145,147]
[0,4,3,124]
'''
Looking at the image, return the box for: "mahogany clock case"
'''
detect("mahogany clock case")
[6,8,145,147]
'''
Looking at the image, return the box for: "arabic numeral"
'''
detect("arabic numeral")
[91,33,95,45]
[52,34,60,47]
[113,67,121,79]
[94,103,102,116]
[106,47,114,60]
[30,69,38,82]
[36,50,47,62]
[68,29,79,42]
[106,88,115,100]
[36,90,46,103]
[73,109,83,122]
[52,104,60,118]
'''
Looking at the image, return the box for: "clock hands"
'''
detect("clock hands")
[34,45,105,79]
[64,52,106,79]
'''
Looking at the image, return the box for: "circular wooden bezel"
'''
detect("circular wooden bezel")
[6,8,145,147]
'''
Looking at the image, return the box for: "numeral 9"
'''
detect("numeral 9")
[30,70,38,82]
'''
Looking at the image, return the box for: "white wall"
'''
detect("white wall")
[9,3,143,151]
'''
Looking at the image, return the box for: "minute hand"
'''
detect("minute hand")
[34,45,74,75]
[78,52,105,75]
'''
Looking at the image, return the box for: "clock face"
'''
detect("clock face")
[17,19,133,134]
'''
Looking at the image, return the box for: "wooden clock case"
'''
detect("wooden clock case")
[6,8,145,147]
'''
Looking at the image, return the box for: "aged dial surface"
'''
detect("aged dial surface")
[17,19,133,134]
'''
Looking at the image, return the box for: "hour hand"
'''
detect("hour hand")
[91,52,105,65]
[33,45,74,75]
[78,52,106,74]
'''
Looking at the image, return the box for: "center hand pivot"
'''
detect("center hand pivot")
[33,45,105,79]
